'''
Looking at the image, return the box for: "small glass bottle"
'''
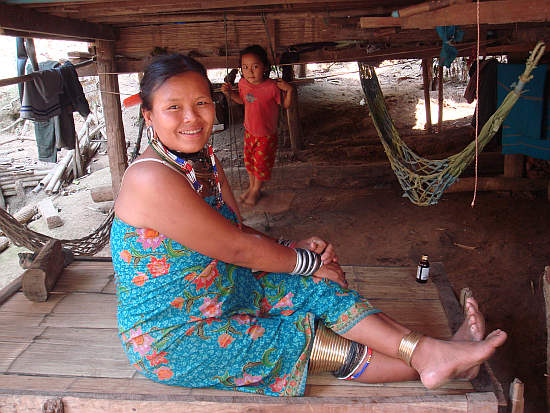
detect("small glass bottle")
[416,255,430,283]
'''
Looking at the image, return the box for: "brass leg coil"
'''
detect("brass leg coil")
[308,322,368,379]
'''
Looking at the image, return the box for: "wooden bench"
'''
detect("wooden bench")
[0,261,505,412]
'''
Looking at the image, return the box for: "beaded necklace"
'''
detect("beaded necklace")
[149,135,223,208]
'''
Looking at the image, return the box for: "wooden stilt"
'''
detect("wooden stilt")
[287,88,302,153]
[421,59,433,133]
[544,266,550,408]
[503,154,524,178]
[509,378,524,413]
[95,40,128,198]
[438,64,444,133]
[298,63,307,78]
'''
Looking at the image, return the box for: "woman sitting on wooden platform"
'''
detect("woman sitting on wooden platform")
[110,54,507,396]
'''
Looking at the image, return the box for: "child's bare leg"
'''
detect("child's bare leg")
[342,311,506,388]
[239,173,255,202]
[244,177,263,206]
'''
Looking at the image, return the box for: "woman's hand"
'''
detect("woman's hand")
[313,262,348,289]
[295,237,338,265]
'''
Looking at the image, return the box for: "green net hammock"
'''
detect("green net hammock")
[358,41,545,206]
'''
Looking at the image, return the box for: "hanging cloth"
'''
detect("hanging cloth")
[436,26,464,68]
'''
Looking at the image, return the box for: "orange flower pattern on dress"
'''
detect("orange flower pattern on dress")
[218,333,234,348]
[154,366,174,380]
[146,256,170,278]
[146,350,169,366]
[184,260,220,292]
[171,296,185,310]
[132,272,148,286]
[246,325,265,340]
[111,199,380,397]
[120,249,132,264]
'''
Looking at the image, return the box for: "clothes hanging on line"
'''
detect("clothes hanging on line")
[20,60,90,162]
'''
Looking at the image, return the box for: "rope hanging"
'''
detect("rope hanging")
[358,41,546,206]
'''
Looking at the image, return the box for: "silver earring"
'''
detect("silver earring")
[146,125,155,142]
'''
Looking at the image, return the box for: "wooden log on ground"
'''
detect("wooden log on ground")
[21,240,65,302]
[544,266,550,409]
[445,177,548,193]
[37,198,63,229]
[45,151,73,194]
[12,203,37,224]
[0,236,9,253]
[90,185,114,202]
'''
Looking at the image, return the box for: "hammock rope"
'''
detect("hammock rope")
[358,41,546,206]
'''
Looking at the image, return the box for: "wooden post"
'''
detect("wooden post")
[509,378,524,413]
[421,59,433,133]
[21,239,64,302]
[543,266,550,408]
[298,64,307,78]
[95,39,128,198]
[287,88,302,153]
[503,154,524,178]
[438,64,444,133]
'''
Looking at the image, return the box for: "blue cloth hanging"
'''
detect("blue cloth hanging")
[498,63,550,160]
[436,26,464,68]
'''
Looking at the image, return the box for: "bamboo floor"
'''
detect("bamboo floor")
[0,261,504,412]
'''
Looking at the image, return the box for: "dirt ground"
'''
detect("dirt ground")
[0,37,549,411]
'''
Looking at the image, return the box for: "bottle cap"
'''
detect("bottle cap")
[421,255,428,260]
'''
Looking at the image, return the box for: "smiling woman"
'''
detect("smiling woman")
[110,53,506,397]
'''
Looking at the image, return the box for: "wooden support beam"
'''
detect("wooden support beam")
[0,3,116,41]
[393,0,469,18]
[544,266,550,407]
[96,40,127,198]
[445,177,547,193]
[503,154,524,178]
[422,59,433,133]
[21,239,64,302]
[286,88,302,154]
[438,65,443,134]
[360,0,550,29]
[402,0,550,29]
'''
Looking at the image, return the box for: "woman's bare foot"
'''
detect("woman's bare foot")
[412,329,507,389]
[453,297,485,342]
[450,297,487,379]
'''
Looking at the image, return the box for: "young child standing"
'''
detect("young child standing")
[222,45,294,206]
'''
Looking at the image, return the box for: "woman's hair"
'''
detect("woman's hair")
[140,54,213,110]
[239,45,271,79]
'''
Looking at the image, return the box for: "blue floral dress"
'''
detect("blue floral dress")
[110,195,380,396]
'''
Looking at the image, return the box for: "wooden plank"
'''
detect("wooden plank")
[0,393,474,412]
[0,342,30,372]
[445,177,547,193]
[0,374,74,393]
[0,325,46,343]
[466,392,498,413]
[0,3,116,41]
[54,265,113,293]
[8,340,133,378]
[402,0,550,29]
[0,292,63,314]
[43,293,116,329]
